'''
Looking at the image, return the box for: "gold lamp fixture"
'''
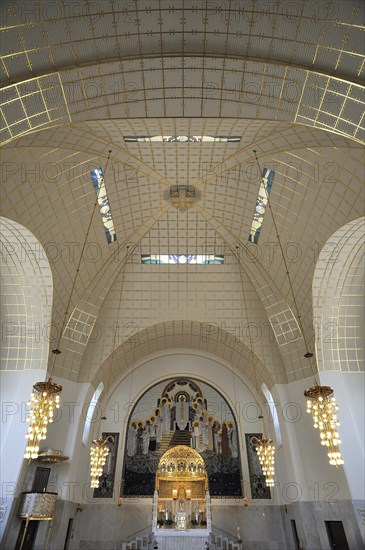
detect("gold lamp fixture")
[304,385,343,466]
[253,150,344,468]
[90,435,115,488]
[250,436,275,487]
[24,381,62,460]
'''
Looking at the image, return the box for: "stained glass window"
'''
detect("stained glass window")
[91,168,117,244]
[124,135,241,143]
[248,168,274,244]
[141,254,224,264]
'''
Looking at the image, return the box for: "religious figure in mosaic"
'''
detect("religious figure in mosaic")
[175,394,189,430]
[127,421,138,457]
[221,423,229,458]
[228,422,238,458]
[161,397,172,434]
[142,421,151,455]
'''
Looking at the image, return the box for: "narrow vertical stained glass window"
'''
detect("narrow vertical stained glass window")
[91,168,117,244]
[249,168,274,244]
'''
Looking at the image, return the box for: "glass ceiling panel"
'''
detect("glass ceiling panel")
[124,135,241,143]
[141,254,224,264]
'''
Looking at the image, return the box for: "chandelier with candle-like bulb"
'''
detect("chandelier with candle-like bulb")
[24,380,62,460]
[90,435,115,488]
[304,385,344,466]
[250,435,275,487]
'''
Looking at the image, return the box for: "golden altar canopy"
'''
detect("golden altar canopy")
[157,445,207,483]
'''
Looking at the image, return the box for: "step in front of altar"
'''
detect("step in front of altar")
[155,533,209,549]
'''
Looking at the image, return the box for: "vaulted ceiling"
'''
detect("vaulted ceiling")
[1,1,364,387]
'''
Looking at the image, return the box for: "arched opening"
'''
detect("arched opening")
[122,376,243,499]
[153,445,210,533]
[0,216,53,541]
[312,217,365,503]
[313,216,364,375]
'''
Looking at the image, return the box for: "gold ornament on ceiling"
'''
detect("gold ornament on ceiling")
[164,185,200,211]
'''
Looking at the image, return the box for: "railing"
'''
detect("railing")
[152,490,158,531]
[206,491,212,532]
[125,524,152,543]
[211,523,240,542]
[17,492,58,550]
[156,519,208,529]
[122,536,149,550]
[18,492,57,519]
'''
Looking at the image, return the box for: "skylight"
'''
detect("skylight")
[124,135,241,143]
[91,168,117,244]
[248,168,274,244]
[142,254,224,264]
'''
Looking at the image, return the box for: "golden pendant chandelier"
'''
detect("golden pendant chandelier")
[250,435,275,488]
[90,435,115,488]
[304,385,344,466]
[24,379,62,460]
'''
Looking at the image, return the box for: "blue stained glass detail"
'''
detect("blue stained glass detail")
[249,168,275,244]
[141,254,224,264]
[91,167,117,245]
[124,135,241,143]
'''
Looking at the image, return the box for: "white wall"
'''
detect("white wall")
[318,371,364,501]
[0,370,47,540]
[273,377,351,504]
[35,377,91,501]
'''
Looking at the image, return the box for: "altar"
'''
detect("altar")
[152,445,211,536]
[176,512,187,531]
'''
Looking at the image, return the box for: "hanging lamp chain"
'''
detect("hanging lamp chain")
[235,247,275,489]
[24,151,112,461]
[99,245,131,433]
[252,150,318,385]
[50,150,113,379]
[90,242,132,490]
[252,151,344,469]
[234,247,266,434]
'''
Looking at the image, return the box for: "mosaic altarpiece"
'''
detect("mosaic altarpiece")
[122,378,242,497]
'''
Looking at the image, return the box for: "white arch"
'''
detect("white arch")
[0,216,53,372]
[0,217,53,541]
[313,217,365,373]
[312,217,365,505]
